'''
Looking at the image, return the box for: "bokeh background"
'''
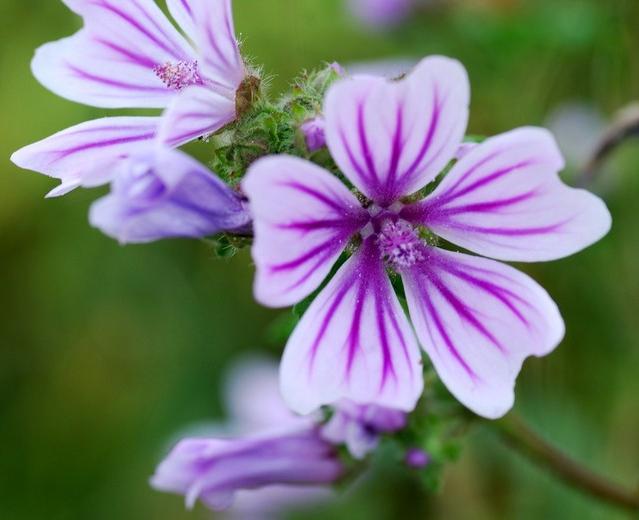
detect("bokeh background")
[1,0,638,518]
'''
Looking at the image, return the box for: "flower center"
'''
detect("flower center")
[376,219,425,270]
[153,60,202,91]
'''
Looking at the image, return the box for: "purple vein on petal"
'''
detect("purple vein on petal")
[50,131,156,160]
[435,260,531,327]
[397,85,441,186]
[357,101,378,188]
[93,37,157,68]
[307,276,358,373]
[94,0,187,60]
[442,160,535,204]
[417,276,479,381]
[66,62,168,93]
[427,272,506,354]
[383,104,405,202]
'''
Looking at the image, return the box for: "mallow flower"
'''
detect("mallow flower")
[89,146,250,244]
[243,56,612,419]
[151,358,407,512]
[11,0,251,196]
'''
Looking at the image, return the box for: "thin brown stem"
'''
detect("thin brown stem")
[580,102,639,187]
[494,414,639,514]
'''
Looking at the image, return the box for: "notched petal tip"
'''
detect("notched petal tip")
[402,249,565,419]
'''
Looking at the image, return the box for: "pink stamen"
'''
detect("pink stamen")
[377,220,425,270]
[153,60,202,91]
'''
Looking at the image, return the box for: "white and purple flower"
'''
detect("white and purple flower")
[11,0,250,196]
[89,146,250,244]
[151,358,407,512]
[243,56,612,419]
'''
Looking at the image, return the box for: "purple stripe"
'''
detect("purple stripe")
[66,63,168,93]
[282,242,345,293]
[384,291,413,378]
[94,37,157,68]
[437,262,530,326]
[51,131,155,160]
[436,190,539,217]
[93,0,187,60]
[203,22,233,70]
[417,277,478,380]
[374,286,396,390]
[270,239,336,273]
[383,106,405,201]
[398,85,441,186]
[180,0,193,16]
[307,276,357,372]
[442,160,534,203]
[442,150,500,196]
[65,124,157,136]
[448,221,566,237]
[277,218,356,233]
[428,273,505,353]
[279,181,355,215]
[345,283,366,379]
[356,102,378,187]
[339,128,373,186]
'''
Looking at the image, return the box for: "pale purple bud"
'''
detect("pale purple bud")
[300,117,327,152]
[322,401,407,459]
[89,147,250,244]
[348,0,414,29]
[150,428,343,512]
[329,62,346,76]
[405,448,431,469]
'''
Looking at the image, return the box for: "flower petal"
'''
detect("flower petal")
[402,248,564,418]
[157,85,236,147]
[10,117,158,196]
[89,146,250,244]
[151,430,342,512]
[280,237,424,414]
[166,0,196,38]
[243,155,368,307]
[186,0,245,91]
[324,56,469,206]
[402,127,612,261]
[34,0,196,108]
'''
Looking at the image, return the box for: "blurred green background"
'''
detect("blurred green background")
[1,0,638,518]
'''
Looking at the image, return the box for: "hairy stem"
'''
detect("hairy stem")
[494,414,639,513]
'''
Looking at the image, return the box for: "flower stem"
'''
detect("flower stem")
[580,102,639,186]
[494,414,639,513]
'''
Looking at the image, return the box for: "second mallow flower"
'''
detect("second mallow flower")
[150,358,407,513]
[243,55,612,419]
[90,146,250,244]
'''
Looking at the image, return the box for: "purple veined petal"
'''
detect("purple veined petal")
[402,127,612,262]
[150,429,343,512]
[35,0,197,108]
[324,56,470,206]
[242,155,368,308]
[10,116,159,197]
[166,0,197,39]
[157,85,237,147]
[280,237,424,415]
[186,0,245,91]
[402,247,565,419]
[89,146,250,243]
